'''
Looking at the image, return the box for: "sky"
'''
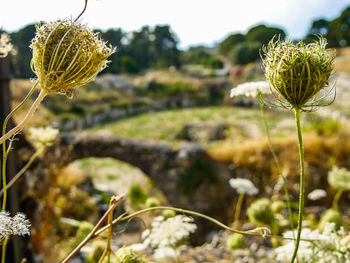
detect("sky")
[0,0,349,49]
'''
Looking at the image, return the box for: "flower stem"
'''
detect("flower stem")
[1,238,8,263]
[0,88,47,146]
[290,107,305,263]
[1,83,38,211]
[0,147,44,197]
[234,193,244,228]
[258,94,294,232]
[332,189,343,210]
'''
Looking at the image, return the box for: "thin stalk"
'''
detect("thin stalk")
[258,94,294,232]
[0,89,47,145]
[1,238,8,263]
[99,197,117,263]
[332,189,343,210]
[233,193,244,228]
[1,83,38,210]
[290,108,305,263]
[0,147,44,197]
[94,206,315,242]
[61,195,124,263]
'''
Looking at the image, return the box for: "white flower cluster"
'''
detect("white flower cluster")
[230,81,271,98]
[28,126,59,150]
[141,215,197,260]
[229,178,259,195]
[328,165,350,191]
[275,223,350,263]
[0,33,13,58]
[0,211,30,243]
[307,189,327,201]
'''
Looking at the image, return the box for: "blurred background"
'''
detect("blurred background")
[0,0,350,262]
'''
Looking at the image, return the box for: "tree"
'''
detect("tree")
[120,56,140,74]
[100,28,125,73]
[246,24,286,45]
[219,33,245,55]
[10,24,36,78]
[151,25,180,68]
[229,41,261,65]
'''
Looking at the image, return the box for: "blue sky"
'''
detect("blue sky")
[1,0,349,48]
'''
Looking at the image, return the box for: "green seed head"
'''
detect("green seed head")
[30,19,116,98]
[262,36,335,110]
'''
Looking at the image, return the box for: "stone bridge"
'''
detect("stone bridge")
[34,133,234,235]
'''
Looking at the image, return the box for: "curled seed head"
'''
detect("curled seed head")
[262,36,335,110]
[30,19,116,98]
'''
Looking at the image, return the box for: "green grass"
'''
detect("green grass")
[89,106,294,145]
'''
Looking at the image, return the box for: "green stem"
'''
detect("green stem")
[234,193,244,227]
[0,147,43,197]
[1,238,8,263]
[94,206,314,242]
[290,108,305,263]
[332,189,343,210]
[1,83,38,211]
[258,94,295,232]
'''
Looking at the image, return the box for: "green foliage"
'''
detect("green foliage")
[271,200,286,214]
[178,157,218,195]
[318,209,343,232]
[229,41,261,65]
[162,209,177,219]
[87,240,105,263]
[128,184,147,206]
[121,56,140,74]
[305,119,340,136]
[219,33,245,55]
[247,198,274,226]
[145,197,160,208]
[141,81,195,98]
[115,247,146,263]
[226,233,244,250]
[246,24,286,45]
[203,57,224,69]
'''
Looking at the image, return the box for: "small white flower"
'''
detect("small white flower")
[142,214,196,260]
[328,165,350,191]
[275,223,350,263]
[229,178,259,195]
[0,211,30,243]
[307,189,327,200]
[153,246,177,260]
[230,81,271,98]
[0,33,13,58]
[28,126,59,150]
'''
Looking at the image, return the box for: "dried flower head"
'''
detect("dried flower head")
[28,126,59,150]
[230,81,271,98]
[307,189,327,201]
[30,19,116,98]
[0,211,30,243]
[0,33,13,58]
[328,165,350,191]
[229,178,259,195]
[262,36,335,110]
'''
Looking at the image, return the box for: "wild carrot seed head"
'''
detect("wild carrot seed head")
[262,36,335,110]
[30,19,116,98]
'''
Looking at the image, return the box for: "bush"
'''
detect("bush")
[228,41,261,65]
[128,184,147,206]
[318,209,343,232]
[121,56,140,74]
[247,198,274,226]
[226,233,244,250]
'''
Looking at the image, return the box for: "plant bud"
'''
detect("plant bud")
[262,36,334,109]
[31,19,116,98]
